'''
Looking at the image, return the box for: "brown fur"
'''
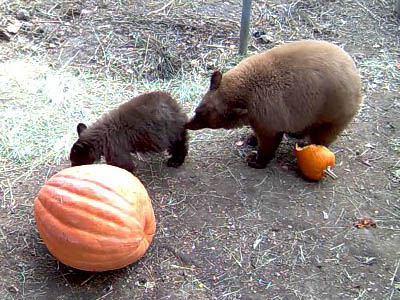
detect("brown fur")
[70,91,188,173]
[186,40,362,168]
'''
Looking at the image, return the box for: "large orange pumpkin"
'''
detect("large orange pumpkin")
[294,144,337,181]
[34,164,156,272]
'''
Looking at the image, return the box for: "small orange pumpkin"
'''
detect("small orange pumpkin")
[34,164,156,272]
[294,144,337,181]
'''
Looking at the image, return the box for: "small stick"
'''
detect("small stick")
[81,274,96,286]
[254,173,269,187]
[391,258,400,286]
[147,0,174,16]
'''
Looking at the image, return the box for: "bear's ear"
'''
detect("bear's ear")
[77,123,87,136]
[210,71,222,91]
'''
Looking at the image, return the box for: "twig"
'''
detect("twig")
[59,49,81,72]
[335,208,345,225]
[80,274,96,286]
[139,36,151,77]
[146,0,175,16]
[162,244,201,267]
[390,258,400,286]
[226,167,243,188]
[223,246,243,267]
[345,187,362,216]
[170,264,195,271]
[354,0,380,22]
[95,290,113,300]
[254,174,269,187]
[221,289,242,298]
[330,243,345,251]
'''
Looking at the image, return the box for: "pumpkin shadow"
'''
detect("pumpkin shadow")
[54,261,132,287]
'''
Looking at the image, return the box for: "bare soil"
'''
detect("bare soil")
[1,0,400,299]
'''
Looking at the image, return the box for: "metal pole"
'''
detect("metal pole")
[397,0,400,19]
[239,0,252,55]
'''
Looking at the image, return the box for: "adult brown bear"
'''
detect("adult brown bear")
[186,40,362,169]
[70,91,188,173]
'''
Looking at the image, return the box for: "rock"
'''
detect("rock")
[16,8,30,21]
[0,29,11,41]
[6,21,22,34]
[65,7,82,17]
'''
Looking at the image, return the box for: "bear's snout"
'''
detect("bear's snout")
[185,116,204,130]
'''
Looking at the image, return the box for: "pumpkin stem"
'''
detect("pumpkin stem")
[324,166,338,179]
[294,143,303,151]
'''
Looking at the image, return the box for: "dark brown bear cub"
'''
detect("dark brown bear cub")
[70,91,188,173]
[186,40,362,169]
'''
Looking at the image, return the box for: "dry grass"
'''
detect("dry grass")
[0,58,207,168]
[1,0,243,80]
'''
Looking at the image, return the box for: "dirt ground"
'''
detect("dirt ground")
[1,0,400,299]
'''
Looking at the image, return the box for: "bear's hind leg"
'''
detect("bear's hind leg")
[167,130,188,168]
[247,131,283,169]
[308,123,347,146]
[104,148,135,173]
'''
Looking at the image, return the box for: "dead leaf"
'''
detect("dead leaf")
[354,217,376,229]
[235,140,244,146]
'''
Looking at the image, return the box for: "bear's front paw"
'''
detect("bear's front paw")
[246,134,258,147]
[246,153,268,169]
[167,157,184,168]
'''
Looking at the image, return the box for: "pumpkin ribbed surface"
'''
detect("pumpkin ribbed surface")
[34,164,156,272]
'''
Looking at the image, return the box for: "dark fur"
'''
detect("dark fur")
[186,40,362,168]
[70,91,188,172]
